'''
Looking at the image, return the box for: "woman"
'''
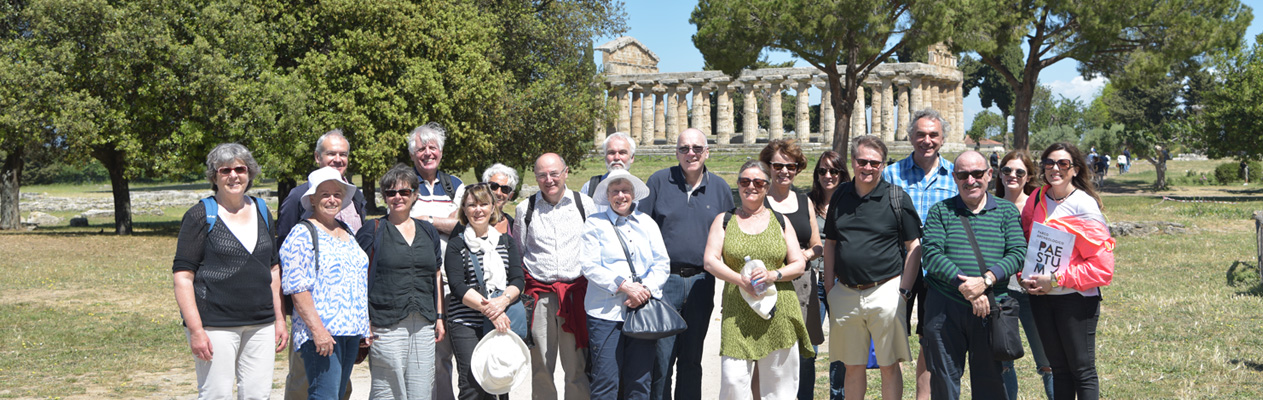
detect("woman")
[357,164,445,400]
[995,150,1054,399]
[482,163,519,236]
[281,166,371,400]
[758,140,824,400]
[580,170,670,400]
[807,150,850,399]
[446,184,526,399]
[172,143,287,399]
[1020,143,1116,400]
[703,160,813,400]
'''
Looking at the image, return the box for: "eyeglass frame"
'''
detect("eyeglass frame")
[999,166,1028,178]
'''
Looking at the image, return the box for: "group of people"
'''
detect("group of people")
[171,108,1115,400]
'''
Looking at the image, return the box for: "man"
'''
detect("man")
[515,153,596,400]
[882,108,958,400]
[824,135,923,400]
[639,128,734,400]
[405,122,465,398]
[581,132,636,213]
[919,151,1025,399]
[276,129,366,400]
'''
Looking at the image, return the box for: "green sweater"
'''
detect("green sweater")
[921,195,1027,305]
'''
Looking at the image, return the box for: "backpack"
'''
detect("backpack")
[202,196,271,233]
[722,207,787,232]
[437,171,457,201]
[523,190,587,230]
[888,183,910,256]
[585,175,603,197]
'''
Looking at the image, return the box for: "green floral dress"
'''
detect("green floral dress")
[719,213,815,360]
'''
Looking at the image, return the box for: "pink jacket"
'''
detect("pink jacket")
[1021,186,1116,292]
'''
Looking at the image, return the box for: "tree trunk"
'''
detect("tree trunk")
[0,148,24,230]
[95,146,132,235]
[827,67,855,164]
[1151,146,1168,190]
[277,178,297,207]
[1010,76,1037,151]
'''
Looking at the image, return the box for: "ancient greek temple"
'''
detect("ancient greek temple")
[594,37,965,149]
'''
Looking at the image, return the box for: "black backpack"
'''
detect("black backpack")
[522,190,588,231]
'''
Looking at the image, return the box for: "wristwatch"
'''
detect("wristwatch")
[898,288,912,300]
[775,270,783,281]
[983,274,995,287]
[1049,273,1059,288]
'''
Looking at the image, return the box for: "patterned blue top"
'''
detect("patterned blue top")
[883,155,958,227]
[281,222,371,350]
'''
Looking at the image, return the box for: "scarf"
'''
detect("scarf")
[464,225,507,293]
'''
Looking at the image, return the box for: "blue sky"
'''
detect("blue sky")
[595,0,1263,129]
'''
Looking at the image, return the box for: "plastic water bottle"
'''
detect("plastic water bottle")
[748,256,770,295]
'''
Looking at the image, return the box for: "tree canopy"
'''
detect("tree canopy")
[1198,33,1263,162]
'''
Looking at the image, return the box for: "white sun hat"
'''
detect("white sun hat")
[301,166,357,212]
[739,258,778,320]
[471,330,531,395]
[591,169,651,206]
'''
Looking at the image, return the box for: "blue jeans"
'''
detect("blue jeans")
[819,280,845,399]
[589,317,655,400]
[651,272,714,400]
[1002,290,1055,399]
[300,335,362,400]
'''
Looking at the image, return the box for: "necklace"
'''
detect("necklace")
[1048,187,1076,202]
[738,206,765,218]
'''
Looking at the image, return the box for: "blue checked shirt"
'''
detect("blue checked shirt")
[883,155,958,227]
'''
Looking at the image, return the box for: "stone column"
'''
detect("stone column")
[764,76,785,141]
[909,75,923,126]
[653,85,667,142]
[815,79,834,146]
[661,79,679,144]
[867,80,883,139]
[629,86,643,143]
[610,81,631,134]
[686,78,707,134]
[791,75,812,143]
[954,80,965,143]
[595,85,608,145]
[851,85,866,135]
[740,76,760,144]
[636,80,656,146]
[675,84,691,138]
[699,84,713,136]
[895,77,910,141]
[713,77,734,145]
[879,71,895,141]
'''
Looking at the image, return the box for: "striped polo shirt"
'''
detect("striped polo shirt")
[921,194,1027,305]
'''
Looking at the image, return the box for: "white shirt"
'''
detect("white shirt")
[514,189,596,282]
[580,209,671,321]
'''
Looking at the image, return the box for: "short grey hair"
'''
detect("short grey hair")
[314,129,348,157]
[205,143,262,193]
[851,135,888,161]
[408,122,447,153]
[738,159,770,180]
[482,163,519,188]
[379,163,420,194]
[603,132,636,157]
[907,108,951,138]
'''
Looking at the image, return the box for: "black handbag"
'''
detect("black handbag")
[959,216,1025,362]
[610,219,687,340]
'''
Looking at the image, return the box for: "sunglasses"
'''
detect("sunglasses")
[217,166,248,175]
[737,178,769,188]
[1041,159,1075,170]
[1000,166,1027,178]
[472,181,513,195]
[771,162,799,172]
[816,167,844,176]
[383,188,414,198]
[677,145,706,155]
[854,158,883,168]
[952,169,989,180]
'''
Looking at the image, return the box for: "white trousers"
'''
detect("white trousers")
[718,346,799,400]
[188,323,276,400]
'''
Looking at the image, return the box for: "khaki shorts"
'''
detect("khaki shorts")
[827,276,911,366]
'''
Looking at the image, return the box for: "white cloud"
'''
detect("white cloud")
[1045,76,1109,102]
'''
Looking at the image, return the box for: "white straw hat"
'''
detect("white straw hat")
[301,166,357,212]
[471,330,530,395]
[592,169,650,206]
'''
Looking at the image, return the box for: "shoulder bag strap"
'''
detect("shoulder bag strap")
[202,197,218,233]
[368,219,383,291]
[298,220,320,274]
[574,190,587,221]
[439,171,456,201]
[610,219,641,283]
[957,215,988,277]
[469,244,489,297]
[587,175,602,197]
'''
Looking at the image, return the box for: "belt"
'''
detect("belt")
[841,275,898,291]
[674,266,705,277]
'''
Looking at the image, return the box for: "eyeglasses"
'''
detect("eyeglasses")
[321,151,349,159]
[676,145,706,155]
[771,162,799,172]
[952,169,989,180]
[383,188,414,198]
[854,158,883,168]
[472,181,513,195]
[815,167,843,176]
[1000,166,1027,178]
[737,178,769,188]
[217,166,248,175]
[534,168,567,180]
[1041,159,1074,170]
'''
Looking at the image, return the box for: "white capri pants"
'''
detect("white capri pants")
[187,323,276,400]
[719,346,799,400]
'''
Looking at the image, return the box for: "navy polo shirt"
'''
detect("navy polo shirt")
[823,179,922,285]
[638,166,734,272]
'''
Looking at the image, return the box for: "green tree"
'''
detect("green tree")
[965,110,1005,146]
[960,45,1022,142]
[691,0,956,161]
[955,0,1251,151]
[1197,35,1263,162]
[1104,73,1183,189]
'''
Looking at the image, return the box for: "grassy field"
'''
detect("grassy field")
[3,155,1262,398]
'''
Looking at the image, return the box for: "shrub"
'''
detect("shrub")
[1214,161,1263,184]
